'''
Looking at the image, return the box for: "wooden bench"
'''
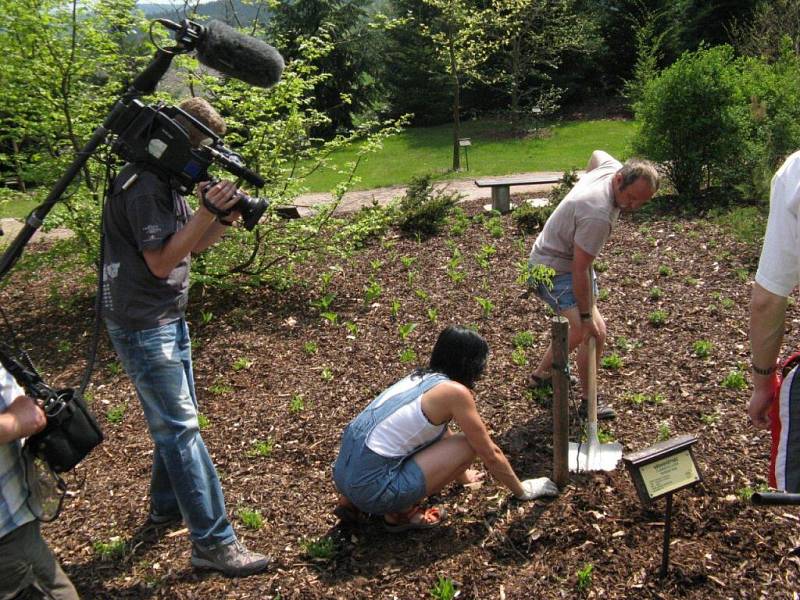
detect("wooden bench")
[475,175,562,213]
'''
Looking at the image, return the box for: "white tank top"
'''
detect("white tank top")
[366,377,445,458]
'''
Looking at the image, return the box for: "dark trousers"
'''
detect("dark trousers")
[0,520,78,600]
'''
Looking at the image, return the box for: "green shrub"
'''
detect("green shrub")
[633,45,749,203]
[396,174,461,237]
[512,201,555,234]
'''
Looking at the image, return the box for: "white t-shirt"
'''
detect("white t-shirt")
[529,151,621,273]
[755,150,800,297]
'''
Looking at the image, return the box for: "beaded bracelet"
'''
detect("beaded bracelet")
[752,364,776,376]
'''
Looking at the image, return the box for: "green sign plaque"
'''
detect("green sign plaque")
[623,434,701,505]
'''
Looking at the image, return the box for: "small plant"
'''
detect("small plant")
[400,255,417,269]
[485,214,504,238]
[427,307,439,323]
[594,260,608,273]
[290,394,305,413]
[398,322,418,341]
[303,341,318,355]
[407,270,418,287]
[512,331,535,348]
[238,507,264,530]
[511,346,528,367]
[200,310,214,325]
[345,321,359,336]
[685,276,699,286]
[106,403,127,424]
[318,270,335,292]
[390,299,402,319]
[321,311,339,325]
[363,277,382,304]
[321,367,334,382]
[692,340,713,359]
[474,296,495,319]
[476,244,496,269]
[736,483,769,502]
[722,369,747,391]
[93,536,126,561]
[648,310,668,326]
[370,259,383,271]
[631,252,644,265]
[430,576,457,600]
[449,206,471,235]
[247,438,274,458]
[209,380,233,395]
[734,268,749,282]
[601,353,623,370]
[198,413,210,430]
[598,288,610,301]
[649,286,662,300]
[415,289,430,302]
[446,267,466,284]
[626,392,647,406]
[658,264,672,277]
[57,340,72,353]
[397,175,460,237]
[399,348,418,363]
[310,293,336,312]
[516,261,555,288]
[700,412,718,425]
[657,421,671,441]
[576,563,593,592]
[233,357,253,371]
[720,297,735,310]
[302,536,336,560]
[597,428,616,443]
[107,361,123,376]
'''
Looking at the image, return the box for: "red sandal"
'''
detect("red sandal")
[383,505,446,532]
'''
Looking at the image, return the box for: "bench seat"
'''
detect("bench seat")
[474,174,562,212]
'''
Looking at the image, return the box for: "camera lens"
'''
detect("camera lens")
[234,192,269,231]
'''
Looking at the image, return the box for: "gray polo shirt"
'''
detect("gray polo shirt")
[101,164,191,331]
[529,152,621,273]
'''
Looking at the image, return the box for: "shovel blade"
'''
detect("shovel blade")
[568,439,623,472]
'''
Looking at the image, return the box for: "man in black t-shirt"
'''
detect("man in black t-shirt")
[102,97,269,577]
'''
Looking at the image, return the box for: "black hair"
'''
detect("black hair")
[428,325,489,389]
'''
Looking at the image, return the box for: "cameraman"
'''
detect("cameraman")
[0,366,79,599]
[101,97,269,576]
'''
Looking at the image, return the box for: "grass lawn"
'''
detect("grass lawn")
[303,117,636,192]
[0,195,40,220]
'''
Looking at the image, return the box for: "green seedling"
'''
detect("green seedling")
[736,483,769,502]
[247,438,274,458]
[594,260,608,273]
[598,288,610,301]
[321,311,339,325]
[345,321,359,336]
[238,507,264,530]
[107,361,123,376]
[310,293,336,312]
[631,252,644,265]
[722,369,747,391]
[648,310,668,326]
[233,357,253,371]
[302,536,336,560]
[597,429,616,443]
[200,310,214,325]
[399,348,418,363]
[657,421,671,441]
[398,322,418,341]
[400,255,417,269]
[415,289,430,302]
[511,347,528,367]
[303,341,318,355]
[447,267,466,284]
[601,353,623,370]
[370,259,384,271]
[474,296,495,319]
[658,264,672,277]
[693,340,713,359]
[407,270,418,286]
[198,413,210,430]
[209,381,233,395]
[390,299,402,319]
[649,286,662,300]
[700,412,718,425]
[363,278,382,304]
[427,307,439,323]
[57,340,72,353]
[516,261,555,288]
[290,394,305,413]
[513,331,535,348]
[734,268,750,282]
[685,276,699,286]
[321,367,334,382]
[93,536,126,561]
[721,297,735,310]
[430,576,457,600]
[318,271,335,292]
[576,563,593,592]
[476,244,496,269]
[106,403,127,424]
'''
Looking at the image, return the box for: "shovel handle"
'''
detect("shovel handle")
[586,335,598,424]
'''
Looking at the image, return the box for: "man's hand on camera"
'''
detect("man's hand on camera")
[8,395,47,439]
[197,180,241,222]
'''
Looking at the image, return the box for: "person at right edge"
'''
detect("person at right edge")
[749,150,800,493]
[527,150,659,420]
[101,97,269,576]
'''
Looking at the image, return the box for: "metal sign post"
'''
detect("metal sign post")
[458,138,471,171]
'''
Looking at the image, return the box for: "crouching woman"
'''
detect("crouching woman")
[332,325,558,531]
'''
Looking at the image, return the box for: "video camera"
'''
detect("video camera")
[109,100,288,230]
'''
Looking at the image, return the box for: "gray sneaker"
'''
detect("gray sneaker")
[191,539,271,577]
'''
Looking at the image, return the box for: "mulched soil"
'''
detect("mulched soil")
[2,197,799,599]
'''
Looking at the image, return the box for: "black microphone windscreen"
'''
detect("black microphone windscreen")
[196,20,284,89]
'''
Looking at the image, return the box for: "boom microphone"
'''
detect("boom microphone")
[196,20,285,89]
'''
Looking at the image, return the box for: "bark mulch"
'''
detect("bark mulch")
[1,199,798,599]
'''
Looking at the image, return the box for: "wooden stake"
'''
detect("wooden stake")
[551,316,569,488]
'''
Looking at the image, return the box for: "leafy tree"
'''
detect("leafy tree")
[731,0,800,59]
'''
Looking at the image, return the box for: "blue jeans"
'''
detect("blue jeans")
[105,318,235,549]
[533,269,598,312]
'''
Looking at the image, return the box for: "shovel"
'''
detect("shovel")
[569,335,622,472]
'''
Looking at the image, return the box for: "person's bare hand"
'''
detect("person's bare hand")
[8,396,46,438]
[459,468,485,487]
[748,386,775,430]
[197,180,240,217]
[581,316,601,343]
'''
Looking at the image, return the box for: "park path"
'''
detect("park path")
[0,171,565,242]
